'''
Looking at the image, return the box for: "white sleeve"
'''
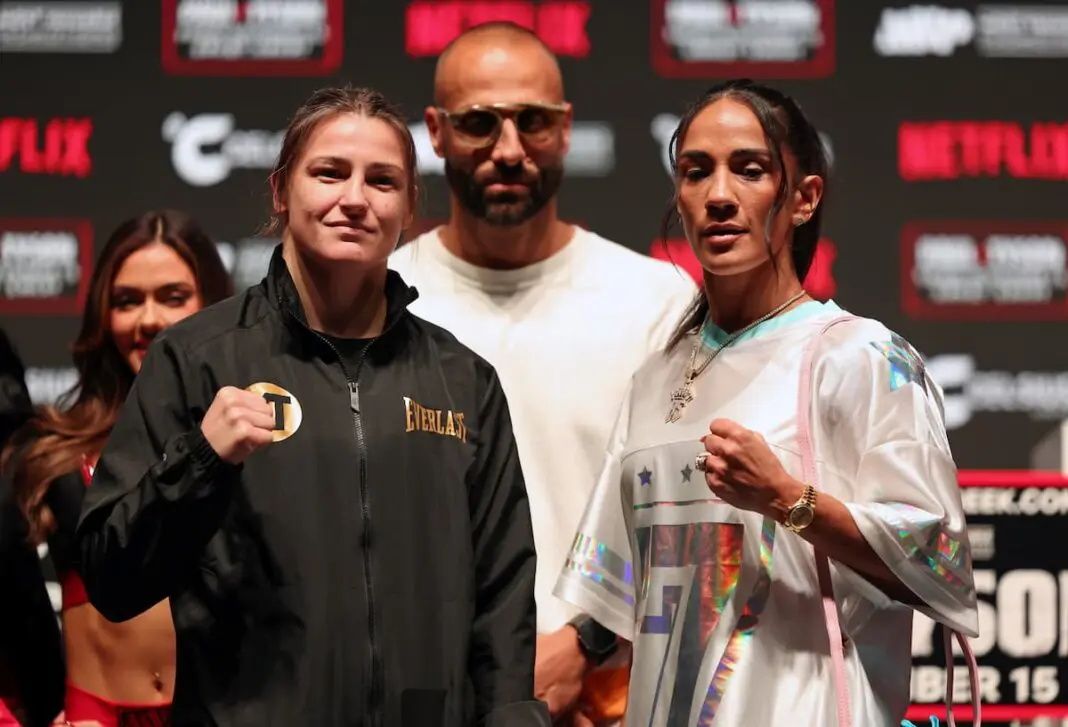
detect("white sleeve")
[553,380,637,641]
[817,328,979,637]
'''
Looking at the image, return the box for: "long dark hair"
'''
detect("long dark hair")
[662,79,830,350]
[2,210,232,544]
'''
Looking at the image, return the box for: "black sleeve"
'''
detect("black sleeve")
[42,470,87,574]
[0,469,64,727]
[76,336,240,623]
[0,329,32,451]
[465,368,549,727]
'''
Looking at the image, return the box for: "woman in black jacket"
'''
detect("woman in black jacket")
[76,86,548,727]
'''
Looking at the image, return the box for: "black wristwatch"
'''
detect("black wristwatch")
[568,614,619,666]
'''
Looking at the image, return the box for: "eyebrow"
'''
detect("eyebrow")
[366,162,405,176]
[678,148,772,162]
[112,282,194,294]
[306,156,405,175]
[307,155,348,167]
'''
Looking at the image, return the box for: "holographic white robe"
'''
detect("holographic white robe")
[554,303,979,726]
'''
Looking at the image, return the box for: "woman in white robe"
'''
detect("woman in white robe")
[554,80,978,726]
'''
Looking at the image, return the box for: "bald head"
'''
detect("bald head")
[434,23,564,108]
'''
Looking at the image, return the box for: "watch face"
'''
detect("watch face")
[789,504,815,529]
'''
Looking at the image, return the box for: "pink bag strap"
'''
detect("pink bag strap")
[795,314,982,727]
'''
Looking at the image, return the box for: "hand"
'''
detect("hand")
[200,386,276,464]
[699,418,803,519]
[566,710,596,727]
[535,626,590,719]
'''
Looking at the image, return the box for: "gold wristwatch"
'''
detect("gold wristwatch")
[783,484,817,532]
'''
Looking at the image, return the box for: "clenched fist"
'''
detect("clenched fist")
[201,386,276,464]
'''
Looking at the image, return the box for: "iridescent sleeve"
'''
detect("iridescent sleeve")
[817,328,979,637]
[553,382,637,641]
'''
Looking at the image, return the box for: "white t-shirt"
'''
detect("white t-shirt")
[554,302,979,725]
[390,226,697,632]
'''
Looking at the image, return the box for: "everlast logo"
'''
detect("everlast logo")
[0,118,93,177]
[404,396,467,443]
[245,382,303,442]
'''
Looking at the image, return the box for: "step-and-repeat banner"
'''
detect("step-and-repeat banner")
[3,2,1067,724]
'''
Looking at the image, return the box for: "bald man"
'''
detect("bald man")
[390,22,696,726]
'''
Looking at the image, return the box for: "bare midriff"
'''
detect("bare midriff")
[63,599,175,704]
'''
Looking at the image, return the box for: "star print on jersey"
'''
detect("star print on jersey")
[638,467,653,487]
[681,463,693,483]
[871,333,927,393]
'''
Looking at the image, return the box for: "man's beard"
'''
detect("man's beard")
[445,161,564,227]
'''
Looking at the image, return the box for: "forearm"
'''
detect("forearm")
[79,428,236,621]
[770,477,920,605]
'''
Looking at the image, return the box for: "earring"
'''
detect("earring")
[793,217,805,227]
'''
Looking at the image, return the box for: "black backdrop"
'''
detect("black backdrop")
[3,3,1068,722]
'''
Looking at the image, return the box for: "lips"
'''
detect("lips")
[701,224,748,246]
[702,224,747,236]
[326,221,374,234]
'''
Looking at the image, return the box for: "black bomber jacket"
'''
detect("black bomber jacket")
[76,247,549,727]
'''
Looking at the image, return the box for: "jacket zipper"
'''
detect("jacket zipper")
[283,308,385,726]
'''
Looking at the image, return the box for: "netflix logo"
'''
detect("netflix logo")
[405,0,591,57]
[0,117,92,178]
[899,121,1068,181]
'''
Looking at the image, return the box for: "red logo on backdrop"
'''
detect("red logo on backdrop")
[0,118,92,178]
[649,237,838,301]
[650,0,836,79]
[901,220,1068,320]
[899,121,1068,181]
[0,218,93,315]
[161,0,343,76]
[405,0,591,57]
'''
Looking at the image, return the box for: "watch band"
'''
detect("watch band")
[568,614,619,666]
[784,483,817,533]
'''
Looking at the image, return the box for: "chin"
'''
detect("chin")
[309,238,390,266]
[694,251,768,279]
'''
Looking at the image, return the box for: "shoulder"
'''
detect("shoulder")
[578,230,696,295]
[153,285,273,359]
[815,314,920,374]
[811,313,936,404]
[388,231,433,275]
[400,312,499,386]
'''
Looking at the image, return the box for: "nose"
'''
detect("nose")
[138,300,164,338]
[339,175,369,212]
[490,118,525,167]
[704,168,739,221]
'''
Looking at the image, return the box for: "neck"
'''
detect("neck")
[440,198,574,269]
[282,241,388,339]
[702,261,809,334]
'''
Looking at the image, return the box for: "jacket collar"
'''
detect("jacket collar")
[263,243,419,336]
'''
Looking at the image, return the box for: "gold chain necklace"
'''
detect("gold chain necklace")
[665,290,807,424]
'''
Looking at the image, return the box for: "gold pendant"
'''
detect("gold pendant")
[666,382,694,423]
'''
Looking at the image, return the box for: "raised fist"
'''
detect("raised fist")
[200,386,276,465]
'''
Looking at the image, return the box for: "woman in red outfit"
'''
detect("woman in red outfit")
[0,210,231,726]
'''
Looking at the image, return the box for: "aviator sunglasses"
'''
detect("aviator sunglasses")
[436,102,569,149]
